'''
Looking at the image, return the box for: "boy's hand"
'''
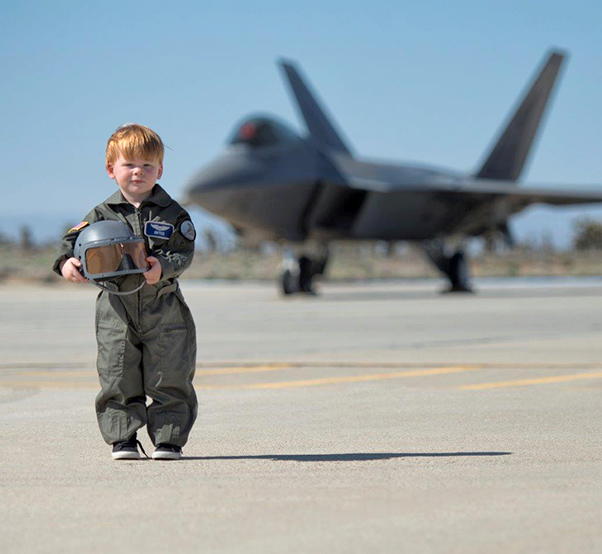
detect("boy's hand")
[144,256,162,285]
[60,257,88,284]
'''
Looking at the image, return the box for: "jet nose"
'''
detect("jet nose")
[183,150,265,208]
[186,151,260,189]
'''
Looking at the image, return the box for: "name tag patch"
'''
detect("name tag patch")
[144,221,174,240]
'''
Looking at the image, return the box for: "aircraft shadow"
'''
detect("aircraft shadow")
[183,451,512,462]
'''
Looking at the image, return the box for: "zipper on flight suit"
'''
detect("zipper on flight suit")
[135,207,146,336]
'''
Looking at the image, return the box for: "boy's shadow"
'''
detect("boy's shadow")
[184,451,512,462]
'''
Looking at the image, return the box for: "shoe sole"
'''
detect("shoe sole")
[152,451,182,460]
[112,451,141,460]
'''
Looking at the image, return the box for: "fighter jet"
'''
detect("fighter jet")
[184,50,602,295]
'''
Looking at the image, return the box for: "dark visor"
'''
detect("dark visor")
[85,242,148,275]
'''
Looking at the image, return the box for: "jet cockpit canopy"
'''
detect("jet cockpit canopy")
[228,116,302,148]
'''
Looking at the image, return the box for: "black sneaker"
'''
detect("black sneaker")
[112,435,148,460]
[152,444,182,460]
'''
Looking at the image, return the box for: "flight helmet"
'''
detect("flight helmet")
[74,221,149,295]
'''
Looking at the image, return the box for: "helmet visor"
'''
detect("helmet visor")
[85,241,149,275]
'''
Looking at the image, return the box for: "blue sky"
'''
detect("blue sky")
[1,1,601,247]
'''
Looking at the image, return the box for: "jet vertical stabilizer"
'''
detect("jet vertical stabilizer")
[475,50,565,181]
[279,60,353,156]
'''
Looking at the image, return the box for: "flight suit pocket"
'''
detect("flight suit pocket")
[157,324,195,385]
[96,324,127,377]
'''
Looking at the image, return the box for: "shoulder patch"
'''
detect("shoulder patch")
[68,221,89,233]
[180,220,196,241]
[144,221,174,240]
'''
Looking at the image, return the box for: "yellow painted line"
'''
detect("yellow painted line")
[5,361,602,373]
[5,371,95,378]
[195,365,293,376]
[0,365,478,391]
[224,365,482,390]
[461,363,602,370]
[196,361,602,369]
[195,361,481,370]
[0,380,98,390]
[460,371,602,391]
[0,381,222,392]
[196,362,294,368]
[0,363,84,369]
[3,365,293,379]
[298,362,601,370]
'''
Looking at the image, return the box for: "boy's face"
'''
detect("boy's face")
[107,153,163,203]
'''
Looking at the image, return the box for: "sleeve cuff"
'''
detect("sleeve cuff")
[156,255,176,281]
[52,256,69,277]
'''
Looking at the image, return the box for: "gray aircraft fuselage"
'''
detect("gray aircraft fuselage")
[186,136,473,242]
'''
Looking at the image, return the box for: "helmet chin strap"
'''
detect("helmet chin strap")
[91,281,146,296]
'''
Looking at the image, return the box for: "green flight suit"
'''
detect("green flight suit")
[53,185,198,447]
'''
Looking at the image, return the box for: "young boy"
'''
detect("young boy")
[53,123,198,461]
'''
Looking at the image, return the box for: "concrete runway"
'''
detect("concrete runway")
[1,278,602,553]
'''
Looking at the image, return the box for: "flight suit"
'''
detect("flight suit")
[53,185,198,447]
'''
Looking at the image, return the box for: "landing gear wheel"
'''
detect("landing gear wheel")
[421,240,475,294]
[279,250,329,296]
[298,256,315,294]
[448,251,472,292]
[281,268,299,295]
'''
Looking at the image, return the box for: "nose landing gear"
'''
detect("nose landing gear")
[280,249,329,295]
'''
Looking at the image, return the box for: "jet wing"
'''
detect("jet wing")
[437,180,602,237]
[345,174,602,207]
[340,172,602,239]
[441,179,602,206]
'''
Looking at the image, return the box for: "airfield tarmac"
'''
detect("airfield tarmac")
[1,278,602,553]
